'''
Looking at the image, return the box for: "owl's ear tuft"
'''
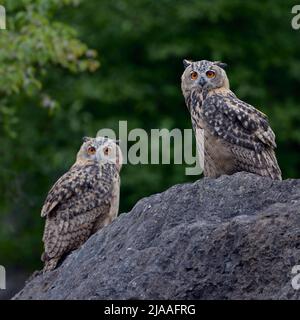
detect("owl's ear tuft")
[183,59,192,69]
[82,136,92,143]
[213,61,227,69]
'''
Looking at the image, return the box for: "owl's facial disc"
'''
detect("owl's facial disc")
[77,135,122,170]
[181,59,229,101]
[96,142,120,167]
[182,60,229,92]
[191,68,218,89]
[188,65,217,90]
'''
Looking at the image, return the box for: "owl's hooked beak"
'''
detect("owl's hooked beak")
[198,77,207,87]
[96,149,103,162]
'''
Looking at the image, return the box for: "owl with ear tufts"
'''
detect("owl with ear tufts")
[41,136,123,272]
[181,59,282,180]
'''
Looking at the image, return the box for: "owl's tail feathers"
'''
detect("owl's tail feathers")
[41,252,59,273]
[260,148,282,181]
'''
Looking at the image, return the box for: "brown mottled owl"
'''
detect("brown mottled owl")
[181,59,282,180]
[41,136,122,272]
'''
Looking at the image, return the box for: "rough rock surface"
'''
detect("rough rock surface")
[14,172,300,300]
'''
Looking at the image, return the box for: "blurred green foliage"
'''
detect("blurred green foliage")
[0,0,300,270]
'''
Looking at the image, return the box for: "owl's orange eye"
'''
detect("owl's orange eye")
[190,71,198,80]
[103,147,111,156]
[87,146,96,155]
[206,70,215,78]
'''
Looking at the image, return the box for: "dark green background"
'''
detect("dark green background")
[0,0,299,273]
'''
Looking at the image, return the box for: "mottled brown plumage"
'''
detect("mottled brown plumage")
[181,59,281,180]
[41,136,122,272]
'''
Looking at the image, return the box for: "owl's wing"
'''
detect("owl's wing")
[42,164,116,264]
[41,164,111,218]
[202,93,281,179]
[202,93,277,152]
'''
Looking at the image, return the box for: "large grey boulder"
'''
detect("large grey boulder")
[13,172,300,300]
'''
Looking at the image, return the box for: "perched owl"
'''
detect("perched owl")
[41,136,122,272]
[181,59,281,180]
